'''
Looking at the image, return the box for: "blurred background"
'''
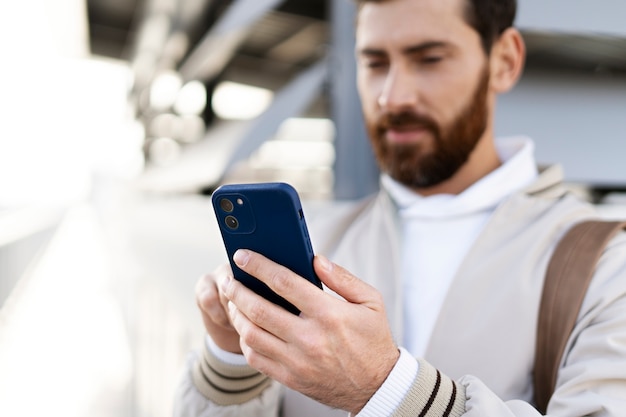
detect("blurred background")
[0,0,624,416]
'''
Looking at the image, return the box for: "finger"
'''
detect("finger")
[224,273,299,341]
[215,269,234,318]
[232,249,326,314]
[229,300,280,351]
[314,255,383,308]
[196,269,232,329]
[229,294,293,376]
[237,335,288,383]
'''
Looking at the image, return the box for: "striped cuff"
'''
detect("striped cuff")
[391,358,466,417]
[356,347,418,417]
[191,342,271,406]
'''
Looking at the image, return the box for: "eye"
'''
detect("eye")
[369,63,386,70]
[421,56,443,64]
[364,59,388,70]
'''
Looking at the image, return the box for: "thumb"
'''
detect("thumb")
[314,255,381,307]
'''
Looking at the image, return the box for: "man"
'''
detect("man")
[175,0,626,415]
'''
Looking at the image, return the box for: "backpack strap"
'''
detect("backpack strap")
[534,220,626,413]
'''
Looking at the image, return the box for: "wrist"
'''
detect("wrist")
[206,335,248,366]
[353,347,418,417]
[203,320,242,354]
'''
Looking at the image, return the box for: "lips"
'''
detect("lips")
[377,111,438,145]
[385,124,432,144]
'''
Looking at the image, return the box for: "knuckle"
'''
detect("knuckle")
[196,284,218,311]
[269,268,294,293]
[195,265,232,302]
[239,323,259,347]
[245,350,265,374]
[227,278,241,300]
[371,290,385,306]
[197,285,232,328]
[247,299,268,324]
[317,308,342,329]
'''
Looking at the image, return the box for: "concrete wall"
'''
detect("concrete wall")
[516,1,626,36]
[496,67,626,187]
[502,1,626,187]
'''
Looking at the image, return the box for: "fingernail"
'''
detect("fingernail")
[318,255,333,272]
[233,249,250,267]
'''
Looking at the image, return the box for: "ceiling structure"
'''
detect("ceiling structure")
[87,0,329,90]
[86,0,626,133]
[87,0,626,78]
[85,0,626,196]
[86,0,338,197]
[88,0,330,139]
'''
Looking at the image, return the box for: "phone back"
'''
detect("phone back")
[211,182,321,314]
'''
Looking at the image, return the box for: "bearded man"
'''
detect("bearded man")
[175,0,626,416]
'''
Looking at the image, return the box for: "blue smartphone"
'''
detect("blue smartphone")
[211,182,322,314]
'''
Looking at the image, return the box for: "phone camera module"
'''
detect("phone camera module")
[220,198,234,213]
[225,215,239,230]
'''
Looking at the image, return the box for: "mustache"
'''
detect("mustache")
[376,110,439,133]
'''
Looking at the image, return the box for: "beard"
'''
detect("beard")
[366,67,490,189]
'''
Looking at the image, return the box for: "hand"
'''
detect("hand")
[195,264,242,354]
[223,249,400,414]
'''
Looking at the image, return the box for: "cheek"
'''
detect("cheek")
[430,73,479,122]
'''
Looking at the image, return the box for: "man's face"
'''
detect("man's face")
[356,0,492,189]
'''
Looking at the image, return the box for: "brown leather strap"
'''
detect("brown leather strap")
[534,220,626,413]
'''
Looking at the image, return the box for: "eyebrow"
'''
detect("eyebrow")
[358,41,450,57]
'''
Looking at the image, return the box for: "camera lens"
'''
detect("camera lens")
[225,215,239,230]
[220,198,234,213]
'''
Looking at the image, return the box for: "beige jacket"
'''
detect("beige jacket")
[174,166,626,416]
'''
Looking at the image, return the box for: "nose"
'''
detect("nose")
[377,65,418,112]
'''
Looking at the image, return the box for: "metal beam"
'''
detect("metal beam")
[179,0,285,82]
[219,59,329,180]
[329,0,379,200]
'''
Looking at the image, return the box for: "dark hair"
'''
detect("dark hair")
[463,0,517,53]
[354,0,517,54]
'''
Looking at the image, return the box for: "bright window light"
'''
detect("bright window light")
[174,80,207,116]
[150,70,182,111]
[274,117,335,142]
[212,81,273,120]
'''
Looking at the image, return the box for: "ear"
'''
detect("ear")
[489,28,526,93]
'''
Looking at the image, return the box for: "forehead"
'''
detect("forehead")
[356,0,474,49]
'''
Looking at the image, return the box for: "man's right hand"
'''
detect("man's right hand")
[195,264,242,354]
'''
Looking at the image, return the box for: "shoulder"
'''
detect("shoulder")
[302,192,386,254]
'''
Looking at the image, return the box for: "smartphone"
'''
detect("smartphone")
[211,182,322,315]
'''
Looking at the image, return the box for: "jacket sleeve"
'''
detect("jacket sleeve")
[398,327,626,417]
[173,343,283,417]
[387,358,538,416]
[389,360,539,416]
